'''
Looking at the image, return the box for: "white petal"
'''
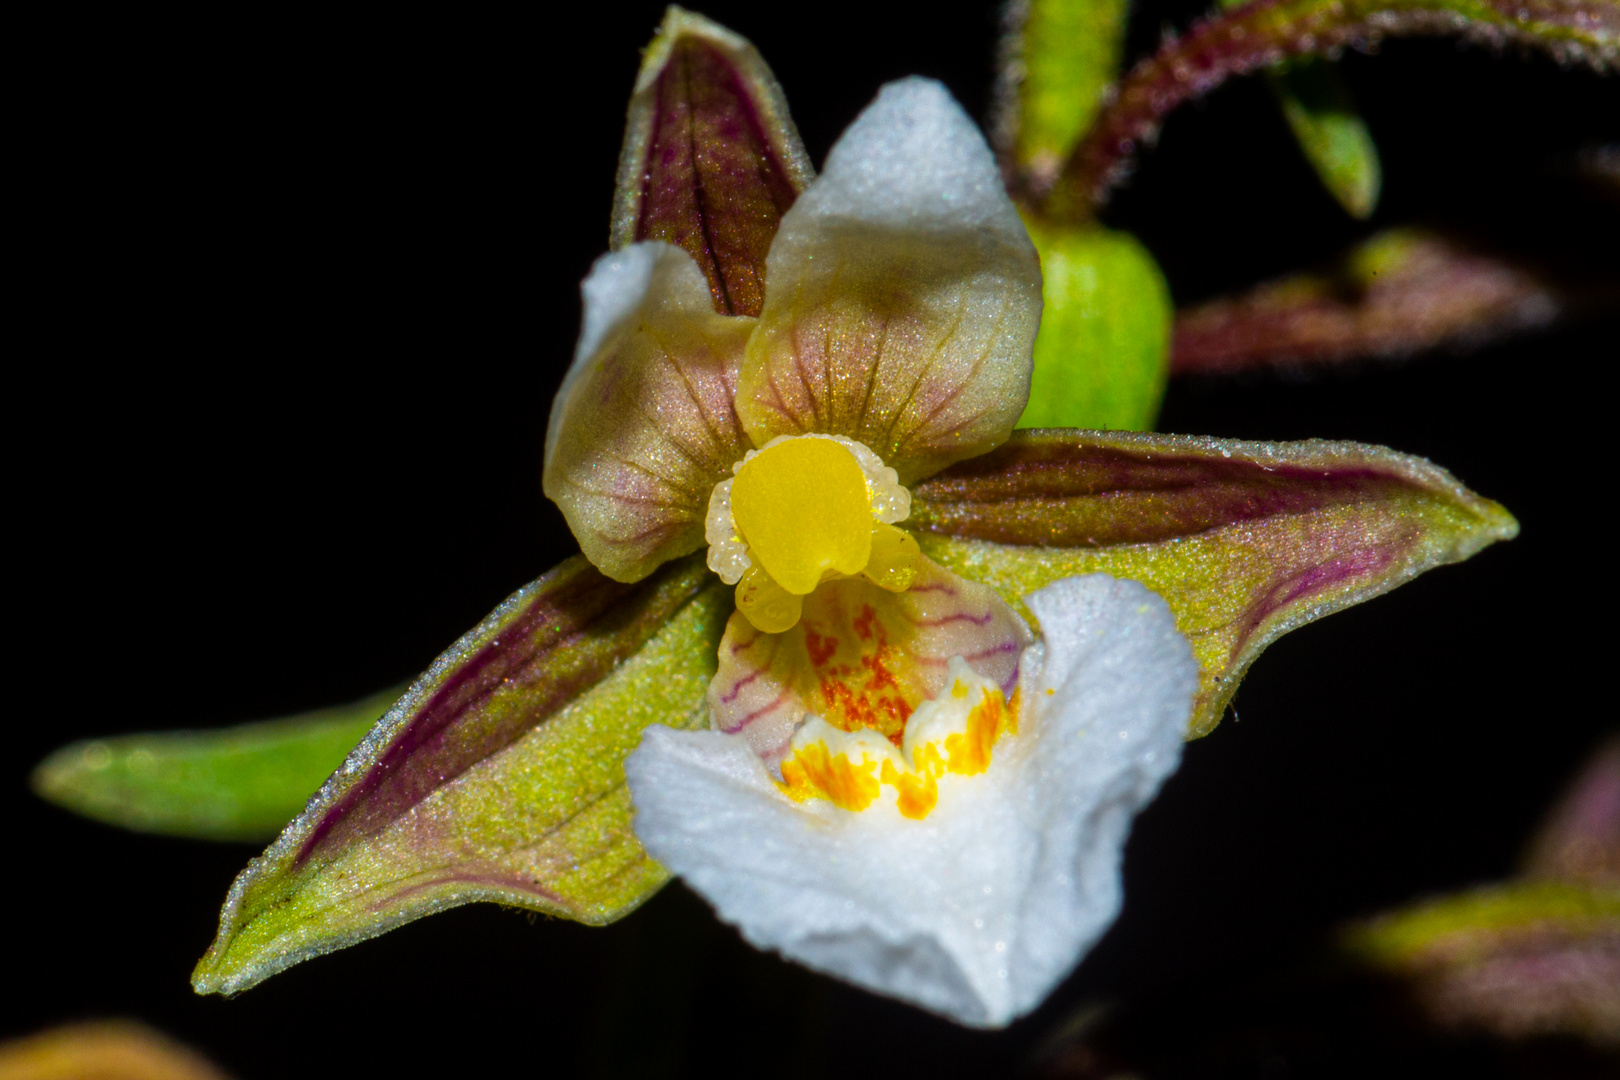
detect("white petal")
[793,76,1027,235]
[734,78,1043,483]
[625,573,1198,1026]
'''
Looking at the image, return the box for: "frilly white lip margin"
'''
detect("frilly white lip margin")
[625,573,1199,1027]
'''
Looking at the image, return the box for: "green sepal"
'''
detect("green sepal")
[31,687,400,842]
[1016,221,1172,432]
[193,556,729,996]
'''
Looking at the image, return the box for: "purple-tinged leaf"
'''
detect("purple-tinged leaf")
[1345,740,1620,1043]
[1050,0,1620,216]
[1170,228,1591,375]
[1347,882,1620,1043]
[610,8,813,317]
[909,429,1516,736]
[193,554,728,995]
[1524,735,1620,888]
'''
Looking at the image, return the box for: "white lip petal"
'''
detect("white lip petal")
[625,573,1198,1026]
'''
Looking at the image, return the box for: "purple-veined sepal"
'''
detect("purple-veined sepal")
[611,7,814,318]
[192,554,727,995]
[908,429,1517,736]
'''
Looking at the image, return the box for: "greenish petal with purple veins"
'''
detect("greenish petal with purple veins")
[909,430,1517,736]
[1344,882,1620,1042]
[1171,228,1577,375]
[192,554,727,996]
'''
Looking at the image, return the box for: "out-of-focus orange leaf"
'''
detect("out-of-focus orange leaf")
[0,1021,231,1080]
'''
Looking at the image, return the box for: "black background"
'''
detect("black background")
[10,1,1618,1076]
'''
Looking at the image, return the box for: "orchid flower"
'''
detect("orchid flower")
[44,7,1519,1028]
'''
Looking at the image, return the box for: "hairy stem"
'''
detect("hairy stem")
[1048,0,1619,215]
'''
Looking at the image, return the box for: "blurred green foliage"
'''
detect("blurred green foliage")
[31,686,399,842]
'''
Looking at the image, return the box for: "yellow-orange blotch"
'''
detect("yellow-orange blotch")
[780,742,881,812]
[881,759,938,819]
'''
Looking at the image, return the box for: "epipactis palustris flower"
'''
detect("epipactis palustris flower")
[185,8,1516,1029]
[543,72,1199,1023]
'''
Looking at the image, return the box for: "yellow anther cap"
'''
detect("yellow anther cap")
[730,437,873,596]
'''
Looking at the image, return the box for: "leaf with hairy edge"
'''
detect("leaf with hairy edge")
[193,554,727,995]
[1052,0,1620,216]
[1171,228,1583,375]
[1017,221,1173,432]
[908,430,1517,737]
[610,6,814,318]
[994,0,1131,195]
[31,686,401,843]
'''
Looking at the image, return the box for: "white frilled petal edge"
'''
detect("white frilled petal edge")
[625,574,1199,1027]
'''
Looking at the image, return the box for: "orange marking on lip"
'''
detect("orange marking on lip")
[943,690,1002,776]
[803,605,920,742]
[779,742,881,811]
[881,760,938,819]
[803,626,838,668]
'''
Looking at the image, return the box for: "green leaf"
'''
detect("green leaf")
[1214,0,1382,219]
[910,429,1517,737]
[996,0,1131,190]
[31,687,399,842]
[1016,222,1172,432]
[193,555,728,996]
[1268,61,1382,219]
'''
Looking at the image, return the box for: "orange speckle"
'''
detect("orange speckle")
[804,608,918,741]
[852,604,878,642]
[803,627,838,668]
[912,741,946,780]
